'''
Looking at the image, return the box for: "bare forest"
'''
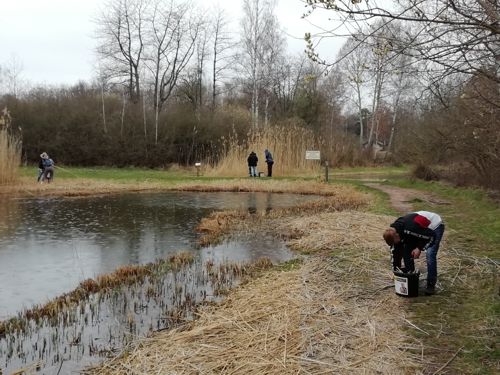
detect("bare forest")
[1,0,498,188]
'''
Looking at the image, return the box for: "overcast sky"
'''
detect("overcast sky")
[1,0,341,86]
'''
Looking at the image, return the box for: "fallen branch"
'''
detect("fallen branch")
[432,346,463,375]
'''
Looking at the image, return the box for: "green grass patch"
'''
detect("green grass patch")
[383,177,500,257]
[21,165,192,181]
[331,178,398,216]
[330,164,409,175]
[354,175,500,374]
[275,258,303,272]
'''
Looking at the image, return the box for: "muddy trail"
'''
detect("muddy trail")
[366,182,452,212]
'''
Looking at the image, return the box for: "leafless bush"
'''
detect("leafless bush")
[411,163,439,181]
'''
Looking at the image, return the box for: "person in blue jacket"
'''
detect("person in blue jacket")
[264,149,274,177]
[39,152,55,183]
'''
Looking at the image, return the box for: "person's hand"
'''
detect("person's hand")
[411,249,421,259]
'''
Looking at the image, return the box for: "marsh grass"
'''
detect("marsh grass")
[195,183,369,246]
[208,125,322,177]
[85,211,426,375]
[0,129,21,185]
[0,253,195,338]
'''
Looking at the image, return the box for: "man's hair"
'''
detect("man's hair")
[383,228,396,246]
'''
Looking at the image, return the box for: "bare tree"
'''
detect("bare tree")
[96,0,147,103]
[1,54,24,97]
[272,54,307,117]
[337,37,369,145]
[304,0,500,89]
[364,23,393,147]
[240,0,280,128]
[385,52,417,152]
[96,66,110,134]
[211,8,233,111]
[319,67,346,141]
[144,0,201,143]
[260,15,286,127]
[195,27,209,111]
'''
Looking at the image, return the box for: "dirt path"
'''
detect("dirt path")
[364,182,449,213]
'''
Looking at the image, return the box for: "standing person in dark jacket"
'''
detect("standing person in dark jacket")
[247,151,258,177]
[37,155,44,182]
[383,211,445,295]
[264,149,274,177]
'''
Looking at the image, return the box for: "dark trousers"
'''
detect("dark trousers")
[267,162,273,177]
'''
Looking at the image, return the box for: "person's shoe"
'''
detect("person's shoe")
[425,285,436,295]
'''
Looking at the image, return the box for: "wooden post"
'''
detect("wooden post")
[325,161,329,182]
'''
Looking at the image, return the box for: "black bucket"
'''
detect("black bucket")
[393,271,419,297]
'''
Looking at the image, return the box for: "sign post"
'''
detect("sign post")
[305,151,329,182]
[305,150,320,161]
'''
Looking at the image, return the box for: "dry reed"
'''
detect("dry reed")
[0,129,21,185]
[195,184,369,246]
[208,125,322,177]
[87,211,427,374]
[83,208,496,374]
[1,176,364,200]
[0,252,195,337]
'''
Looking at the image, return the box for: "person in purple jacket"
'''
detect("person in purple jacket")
[383,211,445,295]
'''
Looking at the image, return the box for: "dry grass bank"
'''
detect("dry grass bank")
[0,176,168,197]
[89,206,487,374]
[196,188,369,247]
[88,211,432,375]
[0,176,365,199]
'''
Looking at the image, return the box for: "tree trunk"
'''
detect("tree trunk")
[143,92,147,139]
[121,92,126,139]
[101,84,107,134]
[356,83,363,146]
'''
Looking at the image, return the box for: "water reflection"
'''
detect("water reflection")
[0,191,318,319]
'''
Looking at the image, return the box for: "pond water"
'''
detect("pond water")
[0,191,321,373]
[0,191,318,320]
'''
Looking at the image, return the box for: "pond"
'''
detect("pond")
[0,191,319,319]
[0,191,319,374]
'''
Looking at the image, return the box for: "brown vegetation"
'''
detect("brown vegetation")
[208,125,321,177]
[0,253,195,338]
[85,211,423,374]
[0,129,21,185]
[195,183,369,246]
[0,176,369,200]
[86,200,497,375]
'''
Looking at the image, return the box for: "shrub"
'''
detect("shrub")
[411,163,439,181]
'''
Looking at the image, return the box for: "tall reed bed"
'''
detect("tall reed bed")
[209,125,322,177]
[0,129,21,184]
